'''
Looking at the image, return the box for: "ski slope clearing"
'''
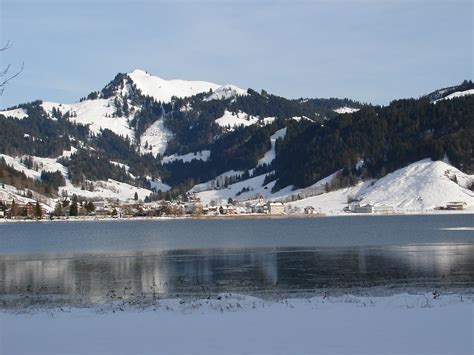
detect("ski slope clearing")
[333,106,360,114]
[258,128,287,166]
[139,119,173,157]
[128,69,221,103]
[0,108,28,119]
[42,99,135,140]
[162,150,210,164]
[2,293,472,355]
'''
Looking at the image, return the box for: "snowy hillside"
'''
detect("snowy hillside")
[434,89,474,103]
[204,84,248,101]
[0,153,153,205]
[257,128,287,166]
[191,159,474,214]
[356,159,474,211]
[128,69,220,103]
[0,108,28,119]
[288,159,474,214]
[215,110,275,131]
[42,99,135,140]
[139,119,173,157]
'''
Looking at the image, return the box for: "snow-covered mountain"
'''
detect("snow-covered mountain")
[0,74,471,210]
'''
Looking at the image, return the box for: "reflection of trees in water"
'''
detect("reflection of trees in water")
[1,245,473,301]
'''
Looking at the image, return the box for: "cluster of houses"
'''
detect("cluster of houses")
[346,201,468,214]
[436,201,468,211]
[346,203,395,214]
[0,194,294,220]
[0,201,48,219]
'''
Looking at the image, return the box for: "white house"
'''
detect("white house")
[267,202,285,214]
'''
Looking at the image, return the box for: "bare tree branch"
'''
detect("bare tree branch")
[0,41,23,95]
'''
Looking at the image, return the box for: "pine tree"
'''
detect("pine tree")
[69,201,78,216]
[134,192,138,201]
[34,201,42,219]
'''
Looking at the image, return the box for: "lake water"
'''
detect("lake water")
[0,215,473,306]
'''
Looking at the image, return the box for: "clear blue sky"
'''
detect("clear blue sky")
[1,0,472,108]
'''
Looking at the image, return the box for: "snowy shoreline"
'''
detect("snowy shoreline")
[1,209,473,224]
[2,292,473,354]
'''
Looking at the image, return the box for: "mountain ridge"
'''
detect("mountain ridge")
[0,72,472,214]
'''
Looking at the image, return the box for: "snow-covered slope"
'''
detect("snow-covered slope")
[204,84,248,101]
[215,111,275,131]
[0,108,28,119]
[0,153,153,203]
[434,89,474,103]
[194,173,275,205]
[288,159,474,214]
[139,119,173,157]
[42,99,135,140]
[356,159,474,211]
[215,110,259,130]
[257,128,287,166]
[128,69,221,103]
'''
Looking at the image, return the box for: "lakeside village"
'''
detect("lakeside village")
[0,189,469,221]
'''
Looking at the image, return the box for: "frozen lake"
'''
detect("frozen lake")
[0,215,473,306]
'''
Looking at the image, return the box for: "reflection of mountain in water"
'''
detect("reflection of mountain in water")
[1,245,474,304]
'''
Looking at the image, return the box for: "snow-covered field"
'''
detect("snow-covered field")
[1,293,472,355]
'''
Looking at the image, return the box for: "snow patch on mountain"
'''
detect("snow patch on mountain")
[333,107,360,114]
[434,89,474,103]
[204,84,248,101]
[0,108,28,119]
[139,119,173,157]
[42,100,135,140]
[128,69,221,103]
[291,116,313,122]
[147,178,170,192]
[215,110,275,131]
[162,150,210,164]
[215,110,259,130]
[257,128,287,166]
